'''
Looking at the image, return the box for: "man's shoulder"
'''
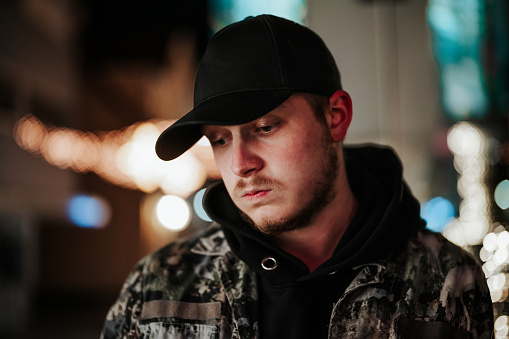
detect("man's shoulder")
[142,223,229,271]
[385,228,486,291]
[122,224,231,302]
[407,229,480,267]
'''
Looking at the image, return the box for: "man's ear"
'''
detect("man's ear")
[328,90,353,142]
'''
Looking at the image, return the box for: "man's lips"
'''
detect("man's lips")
[242,189,271,200]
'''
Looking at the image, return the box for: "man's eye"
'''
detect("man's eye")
[258,124,277,133]
[212,138,226,146]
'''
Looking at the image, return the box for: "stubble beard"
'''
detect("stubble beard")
[237,136,340,237]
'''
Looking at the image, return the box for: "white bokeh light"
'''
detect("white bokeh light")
[156,195,191,231]
[495,316,509,330]
[444,122,491,246]
[160,154,207,197]
[484,232,499,252]
[498,231,509,249]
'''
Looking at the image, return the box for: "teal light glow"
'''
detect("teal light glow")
[67,194,111,228]
[209,0,307,32]
[193,188,212,222]
[427,0,489,120]
[494,180,509,210]
[421,197,455,233]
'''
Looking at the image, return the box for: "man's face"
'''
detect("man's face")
[203,95,339,236]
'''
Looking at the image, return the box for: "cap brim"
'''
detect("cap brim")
[155,90,294,161]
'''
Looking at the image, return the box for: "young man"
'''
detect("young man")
[102,15,493,338]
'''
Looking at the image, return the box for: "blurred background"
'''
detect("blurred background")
[0,0,508,338]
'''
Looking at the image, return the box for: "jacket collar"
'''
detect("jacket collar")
[190,224,231,256]
[345,263,387,296]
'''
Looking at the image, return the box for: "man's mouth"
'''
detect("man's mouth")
[243,189,270,200]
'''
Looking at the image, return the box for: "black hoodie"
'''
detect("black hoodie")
[204,145,426,338]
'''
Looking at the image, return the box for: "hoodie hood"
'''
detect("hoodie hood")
[203,144,426,285]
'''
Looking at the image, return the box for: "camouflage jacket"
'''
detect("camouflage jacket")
[101,224,493,339]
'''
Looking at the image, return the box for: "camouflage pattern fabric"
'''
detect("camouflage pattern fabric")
[101,225,493,338]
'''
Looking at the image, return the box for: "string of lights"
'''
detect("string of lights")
[13,114,219,196]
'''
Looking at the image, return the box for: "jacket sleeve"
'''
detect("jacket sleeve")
[427,233,494,338]
[403,231,494,338]
[470,262,494,339]
[425,232,494,338]
[100,259,146,339]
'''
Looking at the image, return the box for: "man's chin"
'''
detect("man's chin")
[238,209,301,237]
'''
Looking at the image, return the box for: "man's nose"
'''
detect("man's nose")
[231,139,263,177]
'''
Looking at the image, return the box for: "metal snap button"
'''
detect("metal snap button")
[261,257,278,271]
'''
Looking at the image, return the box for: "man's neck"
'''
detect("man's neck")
[273,166,358,272]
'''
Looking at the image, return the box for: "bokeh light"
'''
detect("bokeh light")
[427,0,489,121]
[421,197,455,233]
[67,194,111,228]
[13,114,217,195]
[447,121,486,156]
[159,154,207,197]
[442,122,491,246]
[480,224,509,307]
[495,180,509,210]
[485,232,500,252]
[210,0,307,31]
[193,188,212,222]
[155,195,191,231]
[495,316,509,338]
[116,122,163,192]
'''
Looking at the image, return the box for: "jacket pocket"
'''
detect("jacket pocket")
[141,300,222,321]
[139,322,221,339]
[139,301,230,338]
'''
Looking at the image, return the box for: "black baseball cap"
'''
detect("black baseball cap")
[156,14,342,161]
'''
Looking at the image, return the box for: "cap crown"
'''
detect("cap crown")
[194,15,341,107]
